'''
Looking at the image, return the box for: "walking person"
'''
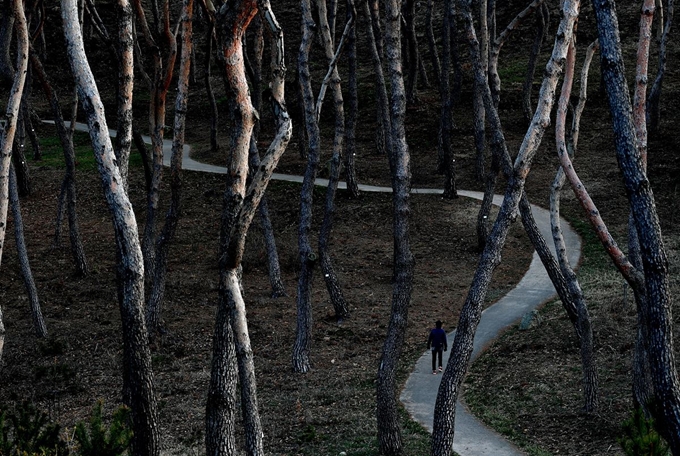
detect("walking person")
[427,320,447,374]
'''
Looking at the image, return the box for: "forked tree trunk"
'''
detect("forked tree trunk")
[207,3,290,454]
[551,41,598,413]
[365,0,387,157]
[431,2,578,454]
[61,1,160,454]
[133,0,178,282]
[376,0,414,454]
[146,0,193,335]
[31,52,89,276]
[1,0,28,270]
[9,163,47,338]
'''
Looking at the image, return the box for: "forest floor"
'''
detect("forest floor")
[1,0,679,455]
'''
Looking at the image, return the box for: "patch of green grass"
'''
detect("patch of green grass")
[37,130,143,171]
[569,218,614,273]
[498,60,528,85]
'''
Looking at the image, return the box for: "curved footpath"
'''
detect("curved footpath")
[60,121,581,455]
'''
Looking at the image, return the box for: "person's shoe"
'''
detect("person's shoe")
[432,370,437,375]
[438,366,443,372]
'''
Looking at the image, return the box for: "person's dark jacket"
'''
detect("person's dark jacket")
[427,328,447,351]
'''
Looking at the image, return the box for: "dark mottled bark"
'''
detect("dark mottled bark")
[376,0,414,453]
[593,0,680,451]
[9,163,47,338]
[61,0,160,453]
[431,1,578,453]
[344,0,360,198]
[522,2,548,124]
[293,0,320,373]
[30,52,89,276]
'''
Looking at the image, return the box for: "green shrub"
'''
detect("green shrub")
[619,407,669,456]
[74,402,132,456]
[0,402,68,456]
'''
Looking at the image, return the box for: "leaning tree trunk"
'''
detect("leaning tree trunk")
[0,0,28,273]
[292,0,321,374]
[30,52,89,276]
[551,40,598,413]
[61,1,160,454]
[316,0,353,321]
[522,2,548,124]
[9,163,47,338]
[247,14,287,298]
[146,0,193,335]
[431,1,578,454]
[376,0,414,454]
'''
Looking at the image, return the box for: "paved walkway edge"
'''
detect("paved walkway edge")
[400,193,581,456]
[55,121,581,456]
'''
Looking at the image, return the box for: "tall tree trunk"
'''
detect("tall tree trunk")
[551,40,598,413]
[592,1,680,449]
[293,0,321,373]
[12,111,31,197]
[522,2,548,124]
[247,14,287,298]
[30,53,89,276]
[0,0,14,86]
[316,0,352,321]
[61,1,160,454]
[207,3,290,452]
[1,0,28,269]
[344,0,360,199]
[114,0,134,192]
[133,0,178,282]
[403,0,419,104]
[376,0,414,454]
[437,0,457,199]
[431,1,578,454]
[366,0,387,157]
[146,0,193,335]
[9,163,47,338]
[425,0,441,84]
[646,0,673,133]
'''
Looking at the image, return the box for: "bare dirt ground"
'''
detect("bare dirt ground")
[1,0,679,455]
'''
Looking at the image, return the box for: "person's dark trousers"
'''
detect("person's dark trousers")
[431,349,443,371]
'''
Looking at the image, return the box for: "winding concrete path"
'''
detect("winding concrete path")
[57,121,581,455]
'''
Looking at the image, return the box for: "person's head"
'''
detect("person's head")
[436,320,442,329]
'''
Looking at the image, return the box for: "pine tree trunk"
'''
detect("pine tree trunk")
[61,1,160,453]
[9,164,47,338]
[432,2,577,453]
[344,0,360,198]
[293,0,321,373]
[592,0,680,448]
[31,52,89,276]
[376,0,414,453]
[146,0,193,335]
